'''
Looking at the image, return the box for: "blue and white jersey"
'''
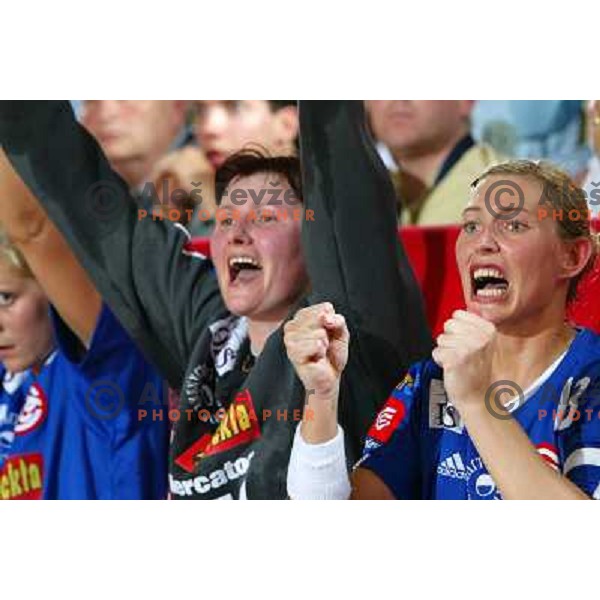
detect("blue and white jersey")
[359,328,600,499]
[0,304,169,500]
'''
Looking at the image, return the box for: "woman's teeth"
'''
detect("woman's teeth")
[473,267,509,298]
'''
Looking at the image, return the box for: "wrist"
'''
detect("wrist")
[301,383,340,444]
[305,382,340,407]
[459,397,508,423]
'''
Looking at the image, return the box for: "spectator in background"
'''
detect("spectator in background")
[366,101,503,225]
[80,100,190,190]
[164,100,299,237]
[583,100,600,217]
[193,101,298,170]
[81,101,299,248]
[81,100,209,229]
[472,101,589,178]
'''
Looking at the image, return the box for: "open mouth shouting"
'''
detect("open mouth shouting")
[228,255,263,286]
[471,265,510,302]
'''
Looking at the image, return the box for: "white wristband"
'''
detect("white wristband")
[287,424,352,500]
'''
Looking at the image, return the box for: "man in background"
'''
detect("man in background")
[366,100,503,225]
[81,100,191,190]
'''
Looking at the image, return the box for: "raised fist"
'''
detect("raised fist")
[284,302,349,398]
[432,310,496,410]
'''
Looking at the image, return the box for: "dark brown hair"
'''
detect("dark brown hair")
[268,101,296,111]
[215,148,302,206]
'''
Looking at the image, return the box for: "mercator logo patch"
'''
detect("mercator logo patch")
[367,397,406,445]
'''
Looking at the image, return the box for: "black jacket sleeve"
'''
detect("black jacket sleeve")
[0,101,224,388]
[299,101,432,390]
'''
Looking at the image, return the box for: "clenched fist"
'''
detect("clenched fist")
[284,302,349,398]
[432,310,497,411]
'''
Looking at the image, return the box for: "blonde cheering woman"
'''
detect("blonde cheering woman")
[286,160,600,500]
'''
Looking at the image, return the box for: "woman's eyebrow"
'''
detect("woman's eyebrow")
[462,206,481,216]
[461,206,532,217]
[495,206,531,215]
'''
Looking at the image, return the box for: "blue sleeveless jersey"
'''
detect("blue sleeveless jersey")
[359,328,600,499]
[0,305,169,500]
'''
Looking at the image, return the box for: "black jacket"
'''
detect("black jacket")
[0,101,431,499]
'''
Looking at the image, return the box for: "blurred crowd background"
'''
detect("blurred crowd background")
[71,100,600,234]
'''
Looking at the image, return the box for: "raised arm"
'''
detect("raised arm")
[0,101,224,388]
[299,101,431,388]
[0,146,101,343]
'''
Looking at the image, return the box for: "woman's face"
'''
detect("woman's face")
[455,174,582,329]
[210,172,309,323]
[0,262,54,373]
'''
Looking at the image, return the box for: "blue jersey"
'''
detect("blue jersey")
[0,305,169,500]
[359,328,600,499]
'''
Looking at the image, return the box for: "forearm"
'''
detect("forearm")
[300,102,400,310]
[299,101,431,381]
[462,403,589,500]
[19,219,102,344]
[0,146,47,241]
[0,146,101,343]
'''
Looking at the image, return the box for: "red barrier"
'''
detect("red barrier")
[399,226,463,336]
[187,224,600,336]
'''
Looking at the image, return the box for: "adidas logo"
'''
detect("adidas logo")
[437,453,468,480]
[437,453,481,481]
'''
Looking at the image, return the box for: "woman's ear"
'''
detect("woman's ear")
[559,237,594,280]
